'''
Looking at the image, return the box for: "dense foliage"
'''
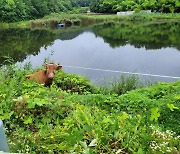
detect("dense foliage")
[90,0,180,13]
[0,65,180,153]
[0,0,91,22]
[0,0,180,22]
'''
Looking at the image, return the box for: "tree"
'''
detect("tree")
[0,0,27,22]
[89,0,180,13]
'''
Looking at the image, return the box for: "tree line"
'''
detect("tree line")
[90,0,180,13]
[0,0,91,22]
[0,0,180,22]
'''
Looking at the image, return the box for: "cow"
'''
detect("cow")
[26,63,62,87]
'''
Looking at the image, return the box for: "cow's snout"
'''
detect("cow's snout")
[48,73,54,79]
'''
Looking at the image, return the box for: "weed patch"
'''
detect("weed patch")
[0,65,179,153]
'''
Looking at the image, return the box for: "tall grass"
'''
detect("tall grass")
[100,75,145,95]
[1,12,180,29]
[29,12,180,29]
[0,12,180,28]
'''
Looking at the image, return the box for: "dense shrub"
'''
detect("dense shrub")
[54,71,98,94]
[0,0,91,22]
[0,65,179,153]
[90,0,180,13]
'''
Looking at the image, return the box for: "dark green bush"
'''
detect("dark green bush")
[0,0,90,22]
[54,71,98,94]
[90,0,180,13]
[0,65,179,153]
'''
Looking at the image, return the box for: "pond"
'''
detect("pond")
[0,21,180,84]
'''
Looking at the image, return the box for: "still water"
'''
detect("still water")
[1,22,180,84]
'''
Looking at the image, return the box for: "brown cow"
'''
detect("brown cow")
[26,63,62,87]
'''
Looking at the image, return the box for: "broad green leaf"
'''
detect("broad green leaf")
[34,98,43,106]
[174,95,180,101]
[85,148,93,154]
[58,142,66,150]
[137,148,144,154]
[121,112,129,119]
[102,117,113,124]
[150,108,160,121]
[27,100,35,108]
[24,116,33,124]
[167,104,179,111]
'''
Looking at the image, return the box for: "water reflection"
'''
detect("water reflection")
[92,22,180,50]
[0,21,180,84]
[0,28,56,65]
[20,32,180,84]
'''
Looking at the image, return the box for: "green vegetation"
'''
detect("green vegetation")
[0,0,91,22]
[100,75,144,95]
[0,64,180,153]
[0,1,179,153]
[90,0,180,13]
[1,12,180,30]
[0,0,180,23]
[28,13,180,29]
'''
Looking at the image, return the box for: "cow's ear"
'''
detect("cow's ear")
[56,65,62,70]
[45,63,48,69]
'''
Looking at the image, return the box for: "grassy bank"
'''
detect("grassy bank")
[0,65,180,153]
[29,12,180,28]
[0,21,30,29]
[1,12,180,29]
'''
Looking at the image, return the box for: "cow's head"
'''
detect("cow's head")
[45,63,62,80]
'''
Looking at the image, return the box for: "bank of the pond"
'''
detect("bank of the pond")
[26,12,180,28]
[1,13,180,29]
[0,65,179,153]
[0,21,30,29]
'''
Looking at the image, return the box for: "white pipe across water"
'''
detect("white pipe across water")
[62,65,180,79]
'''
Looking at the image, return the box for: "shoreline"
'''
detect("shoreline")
[0,12,180,29]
